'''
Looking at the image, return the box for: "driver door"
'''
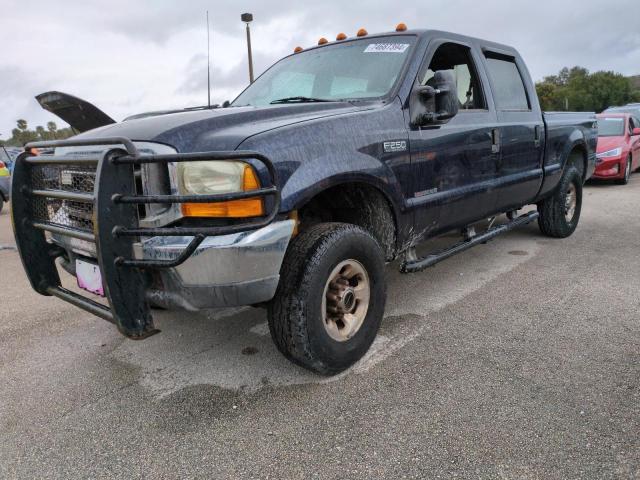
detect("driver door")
[408,40,500,237]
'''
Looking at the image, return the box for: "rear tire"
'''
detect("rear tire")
[268,223,386,375]
[616,156,632,185]
[538,166,582,238]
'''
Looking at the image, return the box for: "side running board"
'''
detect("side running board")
[400,211,539,274]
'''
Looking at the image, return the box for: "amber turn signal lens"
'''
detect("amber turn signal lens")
[181,199,263,218]
[395,23,407,32]
[318,37,328,45]
[242,164,260,190]
[294,46,303,53]
[336,32,347,41]
[356,28,368,37]
[181,165,264,218]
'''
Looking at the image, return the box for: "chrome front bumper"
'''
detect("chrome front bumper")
[134,219,295,310]
[53,219,294,311]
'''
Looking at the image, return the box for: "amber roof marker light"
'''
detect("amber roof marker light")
[396,23,408,32]
[318,37,328,45]
[336,33,347,41]
[294,46,303,53]
[356,28,368,37]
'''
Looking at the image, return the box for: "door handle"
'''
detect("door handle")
[491,128,500,154]
[534,125,542,148]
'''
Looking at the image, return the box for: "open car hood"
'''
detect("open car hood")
[35,91,116,133]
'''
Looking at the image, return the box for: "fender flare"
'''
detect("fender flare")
[560,132,589,178]
[288,172,403,220]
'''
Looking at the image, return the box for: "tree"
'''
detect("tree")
[36,125,46,140]
[3,119,75,146]
[536,66,640,112]
[47,121,58,139]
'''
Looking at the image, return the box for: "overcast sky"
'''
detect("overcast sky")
[1,0,639,137]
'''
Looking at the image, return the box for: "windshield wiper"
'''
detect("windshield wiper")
[270,96,334,104]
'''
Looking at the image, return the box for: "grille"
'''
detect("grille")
[30,164,96,232]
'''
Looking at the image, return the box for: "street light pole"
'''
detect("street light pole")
[206,10,211,107]
[241,13,254,84]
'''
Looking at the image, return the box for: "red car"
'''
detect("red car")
[594,113,640,184]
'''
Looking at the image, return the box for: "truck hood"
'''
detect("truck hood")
[596,136,625,153]
[74,102,368,152]
[36,91,116,133]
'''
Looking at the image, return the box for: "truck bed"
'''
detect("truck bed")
[537,111,598,198]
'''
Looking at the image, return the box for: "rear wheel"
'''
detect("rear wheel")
[616,156,632,185]
[268,223,386,375]
[538,166,582,238]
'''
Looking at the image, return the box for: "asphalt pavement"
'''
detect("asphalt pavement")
[0,177,638,479]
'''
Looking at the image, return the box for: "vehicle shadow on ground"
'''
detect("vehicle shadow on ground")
[585,177,635,188]
[111,218,542,397]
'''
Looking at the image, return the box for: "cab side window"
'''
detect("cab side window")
[420,43,486,110]
[484,53,530,111]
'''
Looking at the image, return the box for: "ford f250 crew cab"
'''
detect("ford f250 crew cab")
[12,27,597,374]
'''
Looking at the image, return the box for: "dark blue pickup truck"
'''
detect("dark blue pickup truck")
[12,27,597,374]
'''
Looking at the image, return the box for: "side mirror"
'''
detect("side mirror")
[412,70,459,126]
[633,127,640,136]
[432,70,459,122]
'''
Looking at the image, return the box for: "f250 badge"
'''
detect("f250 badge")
[383,140,407,153]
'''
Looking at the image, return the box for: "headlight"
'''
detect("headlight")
[178,160,264,218]
[596,147,622,159]
[179,161,247,194]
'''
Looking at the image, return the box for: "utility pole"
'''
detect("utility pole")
[241,13,254,83]
[206,11,211,107]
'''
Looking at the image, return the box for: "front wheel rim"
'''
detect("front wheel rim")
[322,259,370,342]
[564,183,577,222]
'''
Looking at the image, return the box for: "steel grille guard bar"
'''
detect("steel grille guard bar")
[12,136,281,339]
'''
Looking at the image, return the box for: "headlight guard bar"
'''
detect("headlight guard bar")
[12,136,281,339]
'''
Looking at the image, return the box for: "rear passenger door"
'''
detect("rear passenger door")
[481,51,544,212]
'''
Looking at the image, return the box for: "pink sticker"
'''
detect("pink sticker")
[76,259,105,296]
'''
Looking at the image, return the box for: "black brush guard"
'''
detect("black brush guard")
[12,137,280,339]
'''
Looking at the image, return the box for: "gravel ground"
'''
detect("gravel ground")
[0,176,638,479]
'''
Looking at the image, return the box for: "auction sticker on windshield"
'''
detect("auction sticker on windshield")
[364,43,410,53]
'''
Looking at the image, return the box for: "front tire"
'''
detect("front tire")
[616,156,632,185]
[538,166,582,238]
[268,223,387,375]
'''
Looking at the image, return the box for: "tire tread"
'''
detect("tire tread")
[268,222,384,375]
[538,166,581,238]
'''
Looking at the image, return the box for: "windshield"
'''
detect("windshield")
[232,36,416,106]
[598,117,625,137]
